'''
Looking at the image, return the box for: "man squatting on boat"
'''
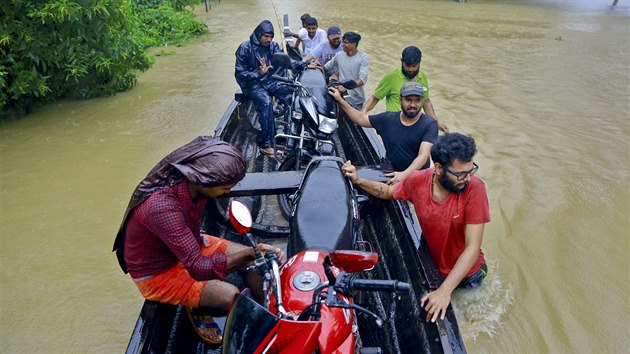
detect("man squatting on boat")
[113,137,284,341]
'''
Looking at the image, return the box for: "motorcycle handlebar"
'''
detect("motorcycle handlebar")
[271,74,298,86]
[349,278,411,293]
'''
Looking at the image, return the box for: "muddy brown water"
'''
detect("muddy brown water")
[0,0,628,352]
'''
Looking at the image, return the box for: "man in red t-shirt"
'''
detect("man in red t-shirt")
[341,133,490,323]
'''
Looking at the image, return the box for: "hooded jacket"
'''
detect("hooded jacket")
[112,136,246,273]
[235,20,283,92]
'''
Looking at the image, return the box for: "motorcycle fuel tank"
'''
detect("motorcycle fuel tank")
[275,250,354,353]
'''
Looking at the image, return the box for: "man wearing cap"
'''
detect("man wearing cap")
[292,16,327,57]
[114,136,284,344]
[324,31,370,108]
[235,20,306,156]
[304,25,343,67]
[329,82,438,184]
[362,46,448,133]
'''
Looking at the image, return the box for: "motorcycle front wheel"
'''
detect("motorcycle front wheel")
[276,154,308,220]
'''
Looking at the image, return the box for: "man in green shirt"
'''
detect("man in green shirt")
[362,46,448,133]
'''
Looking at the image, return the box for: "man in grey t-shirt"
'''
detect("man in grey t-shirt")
[324,31,369,108]
[305,25,343,67]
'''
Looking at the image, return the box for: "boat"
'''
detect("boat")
[123,86,467,353]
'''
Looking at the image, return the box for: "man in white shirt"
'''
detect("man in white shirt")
[292,16,327,57]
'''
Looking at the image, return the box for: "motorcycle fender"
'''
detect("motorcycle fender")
[255,319,321,354]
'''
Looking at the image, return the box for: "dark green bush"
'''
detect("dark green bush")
[0,0,208,119]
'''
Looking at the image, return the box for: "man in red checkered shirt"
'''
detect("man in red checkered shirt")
[114,136,280,313]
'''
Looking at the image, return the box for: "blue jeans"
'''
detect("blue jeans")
[457,263,487,289]
[247,83,292,149]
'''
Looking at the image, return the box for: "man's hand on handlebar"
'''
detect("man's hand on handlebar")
[341,160,359,184]
[328,87,343,102]
[256,243,285,262]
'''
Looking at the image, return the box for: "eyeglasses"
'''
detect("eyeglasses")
[442,162,479,181]
[342,40,356,45]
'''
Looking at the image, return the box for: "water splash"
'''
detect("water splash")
[451,260,514,342]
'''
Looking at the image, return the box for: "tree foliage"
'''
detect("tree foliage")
[0,0,208,118]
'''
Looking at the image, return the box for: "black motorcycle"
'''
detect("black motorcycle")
[270,53,357,219]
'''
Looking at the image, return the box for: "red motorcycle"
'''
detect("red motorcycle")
[222,158,410,354]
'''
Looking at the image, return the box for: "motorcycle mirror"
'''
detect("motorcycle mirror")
[285,43,303,61]
[228,200,253,235]
[340,80,358,90]
[329,250,379,273]
[271,52,292,69]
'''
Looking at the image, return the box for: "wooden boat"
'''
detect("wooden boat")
[124,89,467,354]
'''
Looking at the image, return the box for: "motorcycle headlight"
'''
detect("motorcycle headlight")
[318,115,337,134]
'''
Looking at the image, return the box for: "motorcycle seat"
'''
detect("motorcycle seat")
[289,159,354,256]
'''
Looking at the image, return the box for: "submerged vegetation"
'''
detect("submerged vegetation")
[0,0,208,119]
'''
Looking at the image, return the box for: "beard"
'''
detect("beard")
[402,65,419,80]
[402,106,418,118]
[439,172,468,194]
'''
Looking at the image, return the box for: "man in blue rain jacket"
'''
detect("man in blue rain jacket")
[235,20,305,155]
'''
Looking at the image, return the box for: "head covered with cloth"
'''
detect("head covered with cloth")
[113,136,246,273]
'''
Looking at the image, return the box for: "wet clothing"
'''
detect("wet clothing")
[393,168,490,277]
[113,136,246,274]
[458,262,487,289]
[133,234,230,307]
[368,112,438,171]
[325,50,369,108]
[235,20,305,148]
[373,67,431,112]
[124,180,228,280]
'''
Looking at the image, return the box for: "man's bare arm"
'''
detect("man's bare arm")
[342,161,394,199]
[423,98,448,133]
[361,95,380,114]
[329,88,372,128]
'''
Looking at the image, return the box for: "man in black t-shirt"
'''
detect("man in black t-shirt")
[329,82,438,184]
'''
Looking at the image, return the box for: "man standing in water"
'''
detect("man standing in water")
[113,136,283,344]
[341,133,490,322]
[235,20,305,156]
[329,82,438,184]
[362,46,448,133]
[324,31,369,109]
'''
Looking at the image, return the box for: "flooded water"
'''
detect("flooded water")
[0,0,628,352]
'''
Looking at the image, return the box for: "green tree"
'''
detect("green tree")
[0,0,208,119]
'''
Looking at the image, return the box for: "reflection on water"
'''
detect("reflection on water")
[0,0,628,353]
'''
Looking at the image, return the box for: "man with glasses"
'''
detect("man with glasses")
[341,133,490,323]
[324,31,369,108]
